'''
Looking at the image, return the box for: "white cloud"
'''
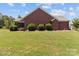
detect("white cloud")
[36,3,42,6]
[36,3,52,6]
[69,7,74,11]
[25,11,29,14]
[50,8,76,17]
[50,9,66,16]
[41,3,53,9]
[63,7,66,10]
[68,11,75,16]
[10,9,20,13]
[76,7,79,10]
[21,11,29,17]
[68,7,76,16]
[61,3,65,5]
[41,5,51,9]
[7,3,14,7]
[68,7,75,16]
[42,3,53,6]
[22,3,26,7]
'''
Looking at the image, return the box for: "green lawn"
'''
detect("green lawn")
[0,29,79,56]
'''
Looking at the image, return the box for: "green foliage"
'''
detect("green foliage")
[2,15,11,29]
[0,12,15,29]
[0,25,3,28]
[9,21,17,31]
[18,15,21,18]
[38,24,45,31]
[1,15,15,29]
[27,23,36,31]
[0,20,4,28]
[72,18,79,30]
[10,21,16,27]
[10,26,18,31]
[10,16,15,20]
[45,23,52,31]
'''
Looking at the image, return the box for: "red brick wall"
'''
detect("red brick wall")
[52,20,69,30]
[52,19,59,30]
[59,21,69,30]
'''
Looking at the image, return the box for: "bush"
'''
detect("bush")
[38,24,45,31]
[72,18,79,30]
[45,23,52,31]
[10,26,18,31]
[27,23,36,31]
[0,25,3,28]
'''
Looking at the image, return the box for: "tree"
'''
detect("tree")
[72,18,79,30]
[9,16,15,20]
[0,13,4,28]
[18,15,21,18]
[9,16,16,28]
[2,15,10,28]
[2,15,15,29]
[0,13,2,20]
[0,12,16,29]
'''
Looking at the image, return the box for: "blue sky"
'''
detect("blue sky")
[0,3,79,20]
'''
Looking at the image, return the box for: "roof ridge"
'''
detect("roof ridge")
[21,7,41,20]
[20,6,69,21]
[20,7,54,21]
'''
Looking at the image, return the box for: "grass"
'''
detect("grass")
[0,29,79,56]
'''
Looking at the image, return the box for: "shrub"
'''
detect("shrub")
[27,23,36,31]
[45,23,52,31]
[38,24,45,31]
[72,18,79,30]
[10,26,18,31]
[0,25,3,28]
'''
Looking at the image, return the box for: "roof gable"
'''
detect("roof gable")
[21,8,54,20]
[20,8,54,24]
[20,7,69,22]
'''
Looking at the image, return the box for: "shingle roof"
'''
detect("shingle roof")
[16,7,69,22]
[53,16,69,21]
[33,7,69,21]
[21,7,53,21]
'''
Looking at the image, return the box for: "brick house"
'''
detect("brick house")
[17,8,69,30]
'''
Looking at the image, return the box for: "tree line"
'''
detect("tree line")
[0,13,19,29]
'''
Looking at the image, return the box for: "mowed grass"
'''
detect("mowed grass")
[0,29,79,56]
